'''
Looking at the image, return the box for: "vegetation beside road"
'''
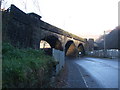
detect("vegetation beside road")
[2,43,57,88]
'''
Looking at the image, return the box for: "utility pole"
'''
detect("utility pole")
[104,31,106,57]
[104,31,106,51]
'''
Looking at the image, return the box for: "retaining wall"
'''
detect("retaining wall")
[52,49,65,75]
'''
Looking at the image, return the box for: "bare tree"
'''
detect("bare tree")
[32,0,41,15]
[0,0,8,10]
[0,0,2,10]
[20,0,27,12]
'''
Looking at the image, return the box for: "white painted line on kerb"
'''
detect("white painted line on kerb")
[76,63,89,88]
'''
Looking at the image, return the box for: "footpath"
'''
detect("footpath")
[55,58,87,88]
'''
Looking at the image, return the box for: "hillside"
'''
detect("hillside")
[95,26,120,50]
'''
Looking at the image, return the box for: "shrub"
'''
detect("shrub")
[2,43,56,88]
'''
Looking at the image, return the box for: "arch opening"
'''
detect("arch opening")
[40,40,51,49]
[65,40,77,57]
[40,35,63,55]
[78,43,85,57]
[40,40,52,55]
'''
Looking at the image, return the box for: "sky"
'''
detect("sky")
[1,0,119,40]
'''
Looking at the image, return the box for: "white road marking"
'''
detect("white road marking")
[75,63,89,88]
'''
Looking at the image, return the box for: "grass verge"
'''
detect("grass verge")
[2,43,57,88]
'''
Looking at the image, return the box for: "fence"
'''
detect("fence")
[87,49,119,59]
[52,49,65,75]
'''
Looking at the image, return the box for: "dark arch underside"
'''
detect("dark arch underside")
[78,43,85,55]
[65,40,78,57]
[41,35,63,51]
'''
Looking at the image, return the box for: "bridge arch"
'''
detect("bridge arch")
[65,40,78,57]
[78,43,85,56]
[40,35,63,51]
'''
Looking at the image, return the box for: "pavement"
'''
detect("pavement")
[56,57,87,88]
[64,58,87,88]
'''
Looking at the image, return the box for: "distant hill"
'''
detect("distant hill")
[95,26,120,50]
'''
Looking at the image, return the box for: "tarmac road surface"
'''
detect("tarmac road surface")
[63,57,119,88]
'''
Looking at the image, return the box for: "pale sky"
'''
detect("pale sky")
[2,0,119,40]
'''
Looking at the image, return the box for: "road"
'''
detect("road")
[63,57,119,88]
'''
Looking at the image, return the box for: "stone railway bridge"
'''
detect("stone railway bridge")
[3,5,89,57]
